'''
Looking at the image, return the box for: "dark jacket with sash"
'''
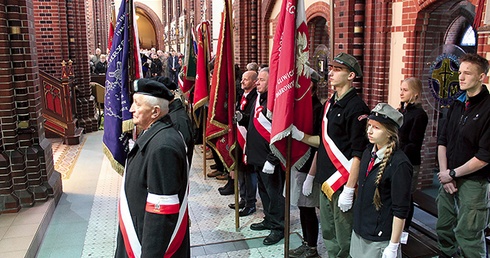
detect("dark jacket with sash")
[315,89,369,184]
[245,91,279,167]
[115,115,189,258]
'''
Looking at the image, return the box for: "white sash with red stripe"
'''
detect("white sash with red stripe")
[252,93,271,142]
[321,101,353,199]
[164,154,190,257]
[118,164,142,258]
[237,123,248,163]
[119,137,190,258]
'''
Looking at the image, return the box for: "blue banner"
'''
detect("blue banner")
[103,0,132,175]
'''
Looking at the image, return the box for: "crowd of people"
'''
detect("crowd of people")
[113,51,490,258]
[89,47,183,86]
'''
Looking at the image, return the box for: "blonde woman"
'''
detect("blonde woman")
[398,77,428,229]
[350,103,412,258]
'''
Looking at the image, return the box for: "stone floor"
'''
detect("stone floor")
[0,131,327,258]
[0,130,445,258]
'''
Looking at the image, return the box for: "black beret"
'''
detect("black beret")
[155,76,178,91]
[133,78,174,101]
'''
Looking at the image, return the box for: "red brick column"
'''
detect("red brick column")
[0,0,62,213]
[69,0,98,132]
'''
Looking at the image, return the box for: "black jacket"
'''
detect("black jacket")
[237,89,258,128]
[315,89,370,183]
[115,115,189,258]
[245,91,279,167]
[438,85,490,180]
[169,99,195,165]
[353,145,412,242]
[398,103,428,165]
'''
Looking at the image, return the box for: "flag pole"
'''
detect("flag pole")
[203,109,207,180]
[329,0,334,61]
[284,135,292,257]
[234,127,240,230]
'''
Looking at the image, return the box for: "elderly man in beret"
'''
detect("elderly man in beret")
[115,78,190,258]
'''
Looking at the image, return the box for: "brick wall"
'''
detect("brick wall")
[233,0,259,69]
[33,0,69,78]
[68,0,98,133]
[0,0,62,213]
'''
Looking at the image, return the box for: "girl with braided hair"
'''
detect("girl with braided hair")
[350,103,413,258]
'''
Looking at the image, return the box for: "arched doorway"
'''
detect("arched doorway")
[308,16,329,61]
[136,10,157,49]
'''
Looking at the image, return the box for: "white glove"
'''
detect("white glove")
[337,186,355,212]
[262,161,275,174]
[291,125,304,141]
[302,174,315,196]
[382,242,399,258]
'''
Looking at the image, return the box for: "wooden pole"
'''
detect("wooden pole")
[330,0,335,61]
[202,108,207,180]
[234,131,240,231]
[284,135,292,257]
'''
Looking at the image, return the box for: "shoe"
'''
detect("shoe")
[218,184,234,195]
[216,173,229,180]
[207,170,223,177]
[219,179,233,191]
[239,206,256,216]
[228,200,245,209]
[263,230,284,245]
[289,241,308,258]
[205,151,213,160]
[210,164,217,170]
[250,221,270,231]
[302,246,319,258]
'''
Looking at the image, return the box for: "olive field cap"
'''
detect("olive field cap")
[368,103,403,128]
[331,52,363,77]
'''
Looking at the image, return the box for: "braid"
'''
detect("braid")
[373,135,398,211]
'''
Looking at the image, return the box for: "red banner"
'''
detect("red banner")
[192,21,211,124]
[267,0,313,170]
[205,0,236,171]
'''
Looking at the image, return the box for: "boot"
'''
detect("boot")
[288,241,308,258]
[218,178,233,191]
[299,245,318,258]
[218,179,234,195]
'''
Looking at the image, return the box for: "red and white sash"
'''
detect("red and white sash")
[164,155,190,258]
[252,93,271,142]
[119,140,190,258]
[321,101,353,200]
[118,164,142,258]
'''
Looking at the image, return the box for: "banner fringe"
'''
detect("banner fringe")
[103,144,125,176]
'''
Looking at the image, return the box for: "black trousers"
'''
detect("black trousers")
[255,165,285,231]
[238,162,257,208]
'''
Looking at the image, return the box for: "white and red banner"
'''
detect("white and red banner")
[267,0,313,170]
